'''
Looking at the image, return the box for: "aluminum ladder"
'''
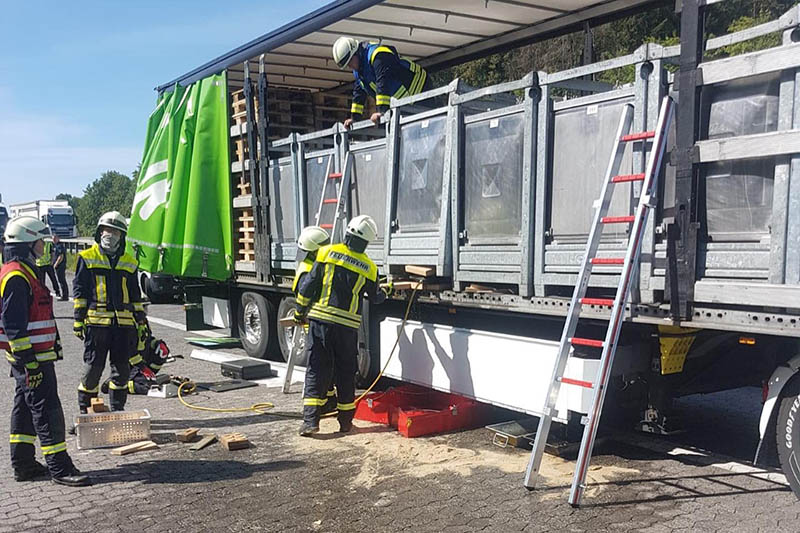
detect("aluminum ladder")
[522,96,675,506]
[283,152,354,393]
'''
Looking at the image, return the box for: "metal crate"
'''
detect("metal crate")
[75,409,151,450]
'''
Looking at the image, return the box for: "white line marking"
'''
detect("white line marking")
[147,316,226,338]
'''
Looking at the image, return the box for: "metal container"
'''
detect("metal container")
[75,409,151,450]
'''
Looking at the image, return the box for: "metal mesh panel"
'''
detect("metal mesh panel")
[701,75,779,240]
[351,145,387,239]
[304,154,332,225]
[551,98,633,242]
[268,159,296,242]
[464,113,524,240]
[396,115,447,232]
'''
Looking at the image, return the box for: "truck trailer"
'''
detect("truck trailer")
[10,199,78,238]
[128,0,800,502]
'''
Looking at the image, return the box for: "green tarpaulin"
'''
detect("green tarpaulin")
[127,73,232,280]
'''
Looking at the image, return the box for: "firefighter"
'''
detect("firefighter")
[294,215,387,436]
[35,236,60,298]
[294,225,337,414]
[1,217,89,486]
[332,36,431,128]
[51,235,69,301]
[73,211,146,413]
[102,326,170,395]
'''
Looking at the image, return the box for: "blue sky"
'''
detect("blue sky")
[0,0,328,206]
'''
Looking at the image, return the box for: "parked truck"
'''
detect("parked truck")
[128,0,800,501]
[10,200,78,238]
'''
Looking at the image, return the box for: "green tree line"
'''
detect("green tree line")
[57,169,137,237]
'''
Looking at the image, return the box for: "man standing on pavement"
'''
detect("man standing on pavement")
[332,36,432,129]
[73,211,147,413]
[35,236,60,298]
[1,217,90,486]
[294,215,388,436]
[51,235,69,301]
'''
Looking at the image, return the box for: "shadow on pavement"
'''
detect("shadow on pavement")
[85,458,305,485]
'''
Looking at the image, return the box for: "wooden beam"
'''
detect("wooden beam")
[111,441,159,456]
[404,265,435,277]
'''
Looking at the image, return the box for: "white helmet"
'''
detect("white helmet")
[332,36,360,69]
[97,211,128,234]
[346,215,378,243]
[297,225,330,252]
[3,216,50,244]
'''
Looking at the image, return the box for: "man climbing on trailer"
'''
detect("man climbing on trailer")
[294,225,338,414]
[332,36,431,128]
[293,215,386,436]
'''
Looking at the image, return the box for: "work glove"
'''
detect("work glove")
[73,321,86,340]
[137,322,149,351]
[141,365,157,380]
[380,281,394,298]
[25,362,44,389]
[293,310,307,326]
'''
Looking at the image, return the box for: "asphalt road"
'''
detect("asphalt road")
[0,295,797,532]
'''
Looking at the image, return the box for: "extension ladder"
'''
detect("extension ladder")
[523,96,675,506]
[283,152,355,393]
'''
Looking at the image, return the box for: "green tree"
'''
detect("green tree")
[75,171,136,236]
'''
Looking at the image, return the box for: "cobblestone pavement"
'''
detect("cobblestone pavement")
[1,295,798,532]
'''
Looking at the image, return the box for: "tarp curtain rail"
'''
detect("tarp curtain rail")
[127,73,233,280]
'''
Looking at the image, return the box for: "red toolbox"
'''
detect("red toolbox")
[355,384,487,438]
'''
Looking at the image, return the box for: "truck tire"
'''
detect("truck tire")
[237,292,277,359]
[776,374,800,499]
[277,296,309,367]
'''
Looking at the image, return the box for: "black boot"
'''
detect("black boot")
[338,420,353,433]
[299,422,319,437]
[53,468,91,487]
[100,378,110,395]
[14,461,50,482]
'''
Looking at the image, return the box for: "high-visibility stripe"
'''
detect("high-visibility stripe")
[27,319,56,329]
[8,337,32,352]
[116,260,137,273]
[41,442,67,455]
[10,434,36,445]
[0,270,29,296]
[303,398,328,406]
[369,45,394,64]
[6,352,17,363]
[74,298,88,308]
[350,102,364,114]
[128,381,135,394]
[326,389,336,397]
[96,275,106,304]
[308,309,360,329]
[149,363,162,371]
[320,263,335,308]
[375,94,391,106]
[369,81,377,93]
[312,304,361,324]
[121,277,130,304]
[78,381,99,393]
[82,259,111,269]
[296,293,311,307]
[133,302,145,312]
[35,350,57,362]
[129,354,143,365]
[349,275,366,315]
[108,380,126,390]
[337,401,356,411]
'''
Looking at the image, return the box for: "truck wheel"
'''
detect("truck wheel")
[277,297,309,367]
[776,374,800,499]
[237,292,277,359]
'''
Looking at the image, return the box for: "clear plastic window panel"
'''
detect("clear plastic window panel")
[551,98,633,243]
[464,113,524,240]
[396,115,447,232]
[700,74,778,240]
[351,146,387,239]
[269,159,296,242]
[305,154,332,225]
[704,158,775,239]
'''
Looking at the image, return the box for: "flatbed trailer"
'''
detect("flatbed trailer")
[141,0,800,500]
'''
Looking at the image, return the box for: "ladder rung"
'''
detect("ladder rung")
[620,131,655,142]
[580,297,614,306]
[320,224,333,229]
[570,337,604,348]
[322,198,338,204]
[601,215,635,224]
[328,173,342,179]
[590,257,624,265]
[611,173,645,183]
[559,377,594,389]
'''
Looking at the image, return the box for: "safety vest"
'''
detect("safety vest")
[0,261,57,364]
[300,243,377,329]
[35,241,52,267]
[353,43,427,110]
[75,244,141,327]
[292,257,314,293]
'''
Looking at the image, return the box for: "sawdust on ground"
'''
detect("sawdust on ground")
[291,418,639,497]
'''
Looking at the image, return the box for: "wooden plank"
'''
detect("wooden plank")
[176,428,200,443]
[405,265,435,278]
[189,434,217,451]
[695,130,800,163]
[699,43,800,85]
[220,433,250,451]
[465,283,494,293]
[392,281,423,291]
[88,397,108,413]
[694,281,800,307]
[111,440,159,456]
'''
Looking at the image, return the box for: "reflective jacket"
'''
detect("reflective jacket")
[0,259,57,365]
[35,241,52,267]
[73,244,145,328]
[296,243,381,330]
[292,257,314,293]
[351,42,428,117]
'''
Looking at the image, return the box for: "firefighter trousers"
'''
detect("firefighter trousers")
[127,365,154,395]
[10,362,74,477]
[78,326,136,411]
[302,320,358,426]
